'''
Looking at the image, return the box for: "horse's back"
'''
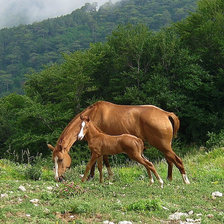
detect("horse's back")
[92,101,177,148]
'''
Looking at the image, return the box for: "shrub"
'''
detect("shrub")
[206,130,224,149]
[25,164,42,180]
[127,199,162,212]
[70,202,91,214]
[54,182,85,198]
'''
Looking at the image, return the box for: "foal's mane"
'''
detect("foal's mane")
[89,120,104,134]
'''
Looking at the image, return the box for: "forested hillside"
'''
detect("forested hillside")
[0,0,197,96]
[0,0,223,161]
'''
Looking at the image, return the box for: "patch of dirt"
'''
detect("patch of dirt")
[55,212,104,223]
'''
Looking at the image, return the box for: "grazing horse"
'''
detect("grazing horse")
[77,115,164,188]
[48,101,190,184]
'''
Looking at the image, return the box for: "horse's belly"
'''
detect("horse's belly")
[101,146,122,156]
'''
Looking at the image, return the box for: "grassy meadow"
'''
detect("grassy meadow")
[0,147,223,224]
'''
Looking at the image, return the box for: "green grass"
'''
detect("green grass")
[0,148,223,223]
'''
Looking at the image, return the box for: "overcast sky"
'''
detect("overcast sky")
[0,0,120,29]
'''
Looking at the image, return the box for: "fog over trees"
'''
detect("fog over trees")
[0,0,120,28]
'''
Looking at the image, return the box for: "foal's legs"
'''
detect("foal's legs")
[129,153,164,188]
[103,155,113,179]
[97,156,103,183]
[88,155,113,180]
[88,162,96,180]
[82,154,98,182]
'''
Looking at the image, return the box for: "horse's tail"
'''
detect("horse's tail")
[168,112,180,138]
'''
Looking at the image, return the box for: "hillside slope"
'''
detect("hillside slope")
[0,0,197,96]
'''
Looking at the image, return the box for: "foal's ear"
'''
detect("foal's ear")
[47,144,55,151]
[80,114,90,122]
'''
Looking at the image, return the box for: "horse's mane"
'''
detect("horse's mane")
[58,101,104,142]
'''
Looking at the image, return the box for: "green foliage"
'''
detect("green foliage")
[127,199,162,211]
[25,164,42,181]
[0,0,197,97]
[0,0,224,160]
[206,130,224,149]
[0,159,26,180]
[54,182,86,198]
[117,166,145,183]
[0,149,224,223]
[70,201,91,214]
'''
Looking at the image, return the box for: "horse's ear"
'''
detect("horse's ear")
[80,114,84,120]
[47,144,55,151]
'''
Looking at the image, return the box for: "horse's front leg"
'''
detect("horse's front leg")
[82,154,98,182]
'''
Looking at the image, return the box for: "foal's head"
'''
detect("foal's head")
[47,144,71,182]
[77,115,90,140]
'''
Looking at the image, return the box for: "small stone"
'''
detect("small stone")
[30,199,39,203]
[103,221,114,224]
[118,221,132,224]
[18,185,26,192]
[169,212,188,220]
[44,208,50,213]
[1,193,8,198]
[46,186,53,190]
[212,191,222,199]
[162,206,169,210]
[207,214,214,218]
[188,210,194,215]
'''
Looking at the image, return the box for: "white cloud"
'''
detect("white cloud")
[0,0,120,29]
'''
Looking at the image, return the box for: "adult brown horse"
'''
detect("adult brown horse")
[48,101,190,184]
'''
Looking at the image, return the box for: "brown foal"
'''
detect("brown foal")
[77,116,164,188]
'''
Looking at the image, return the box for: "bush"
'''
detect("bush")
[25,164,42,180]
[70,202,91,214]
[127,199,162,211]
[54,182,86,198]
[206,130,224,149]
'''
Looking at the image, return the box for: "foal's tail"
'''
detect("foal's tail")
[168,112,180,138]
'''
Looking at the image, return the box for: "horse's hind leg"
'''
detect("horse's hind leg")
[103,155,113,179]
[164,149,190,184]
[166,159,173,181]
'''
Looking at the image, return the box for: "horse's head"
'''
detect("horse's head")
[47,144,71,182]
[77,115,90,140]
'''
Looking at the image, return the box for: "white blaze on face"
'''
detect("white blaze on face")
[54,156,59,179]
[78,121,86,140]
